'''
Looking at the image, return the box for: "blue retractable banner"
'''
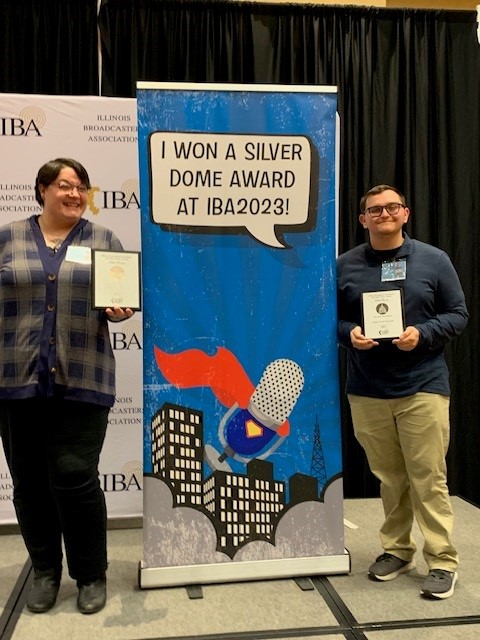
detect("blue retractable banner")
[136,83,349,588]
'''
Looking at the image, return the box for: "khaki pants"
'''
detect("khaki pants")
[348,392,458,571]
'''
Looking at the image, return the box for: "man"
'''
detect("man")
[336,184,468,600]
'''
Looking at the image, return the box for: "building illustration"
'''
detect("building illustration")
[150,401,326,560]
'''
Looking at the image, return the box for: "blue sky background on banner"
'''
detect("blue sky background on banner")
[137,86,341,493]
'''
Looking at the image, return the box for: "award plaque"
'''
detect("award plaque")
[361,289,404,339]
[92,250,142,310]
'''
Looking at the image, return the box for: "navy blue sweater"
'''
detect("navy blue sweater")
[336,234,468,398]
[0,216,125,406]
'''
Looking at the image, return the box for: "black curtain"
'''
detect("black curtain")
[2,0,480,505]
[98,0,480,504]
[0,0,98,95]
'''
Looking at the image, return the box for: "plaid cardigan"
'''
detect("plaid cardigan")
[0,216,126,407]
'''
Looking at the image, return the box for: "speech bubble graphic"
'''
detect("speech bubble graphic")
[149,132,318,248]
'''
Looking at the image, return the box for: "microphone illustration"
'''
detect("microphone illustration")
[204,358,304,472]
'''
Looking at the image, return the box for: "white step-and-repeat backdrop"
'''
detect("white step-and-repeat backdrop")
[0,93,142,523]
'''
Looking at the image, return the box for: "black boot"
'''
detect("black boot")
[26,569,61,613]
[77,577,106,614]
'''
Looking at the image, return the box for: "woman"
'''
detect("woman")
[0,158,134,614]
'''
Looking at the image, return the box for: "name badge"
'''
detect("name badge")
[66,246,92,264]
[381,259,406,282]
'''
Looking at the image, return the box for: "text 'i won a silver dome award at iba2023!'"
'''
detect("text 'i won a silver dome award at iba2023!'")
[149,131,314,249]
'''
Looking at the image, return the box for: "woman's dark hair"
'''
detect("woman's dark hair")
[34,158,91,206]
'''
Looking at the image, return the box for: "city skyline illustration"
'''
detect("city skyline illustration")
[150,401,335,560]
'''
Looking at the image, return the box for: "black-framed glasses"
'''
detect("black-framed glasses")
[365,203,405,217]
[54,181,89,195]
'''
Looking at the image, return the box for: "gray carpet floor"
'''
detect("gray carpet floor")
[1,497,479,640]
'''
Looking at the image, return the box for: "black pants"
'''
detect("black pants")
[0,398,109,584]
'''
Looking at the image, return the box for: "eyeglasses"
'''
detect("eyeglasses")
[365,203,405,217]
[54,181,89,195]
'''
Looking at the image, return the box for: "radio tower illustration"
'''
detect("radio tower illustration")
[310,414,327,494]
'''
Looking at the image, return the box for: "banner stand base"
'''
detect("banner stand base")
[138,551,351,590]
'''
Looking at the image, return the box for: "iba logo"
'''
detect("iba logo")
[86,179,140,216]
[0,106,45,137]
[100,461,143,492]
[110,318,142,351]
